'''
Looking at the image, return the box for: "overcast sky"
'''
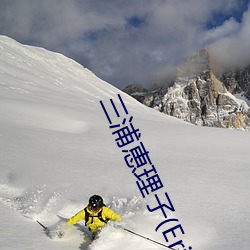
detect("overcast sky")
[0,0,249,89]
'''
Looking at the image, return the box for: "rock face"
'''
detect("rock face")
[217,66,250,100]
[123,49,250,130]
[123,84,147,103]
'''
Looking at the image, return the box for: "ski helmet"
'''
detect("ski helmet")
[89,195,104,210]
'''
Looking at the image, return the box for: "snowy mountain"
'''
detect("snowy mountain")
[0,36,250,250]
[124,49,250,130]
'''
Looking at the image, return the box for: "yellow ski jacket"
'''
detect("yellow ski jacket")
[67,206,121,233]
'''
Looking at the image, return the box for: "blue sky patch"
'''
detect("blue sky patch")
[126,15,147,28]
[206,0,249,29]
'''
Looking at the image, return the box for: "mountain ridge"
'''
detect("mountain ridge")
[123,49,250,130]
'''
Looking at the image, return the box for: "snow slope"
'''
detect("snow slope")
[0,35,250,250]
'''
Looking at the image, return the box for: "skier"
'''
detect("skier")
[66,194,122,239]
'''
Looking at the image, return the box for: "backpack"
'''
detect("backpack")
[84,206,109,226]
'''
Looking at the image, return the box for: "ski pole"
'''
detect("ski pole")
[122,227,175,249]
[37,220,48,231]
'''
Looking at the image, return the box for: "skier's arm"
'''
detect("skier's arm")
[104,207,122,222]
[67,209,85,225]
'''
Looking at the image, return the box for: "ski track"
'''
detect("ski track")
[0,181,169,250]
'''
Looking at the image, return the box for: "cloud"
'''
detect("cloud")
[0,0,249,89]
[200,18,240,45]
[208,4,250,68]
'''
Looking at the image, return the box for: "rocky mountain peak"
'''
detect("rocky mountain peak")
[123,49,250,130]
[177,48,210,78]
